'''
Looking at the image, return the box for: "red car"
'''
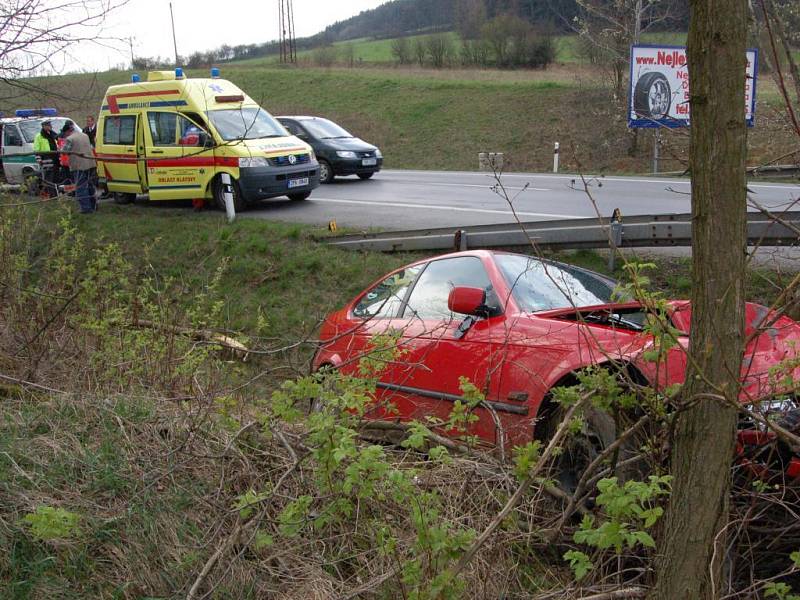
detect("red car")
[314,250,800,479]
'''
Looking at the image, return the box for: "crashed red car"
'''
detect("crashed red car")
[313,250,800,479]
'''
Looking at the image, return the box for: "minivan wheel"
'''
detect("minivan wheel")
[318,160,334,184]
[213,176,247,212]
[357,172,374,180]
[288,192,311,201]
[114,192,136,204]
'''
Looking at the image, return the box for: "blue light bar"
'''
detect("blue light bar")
[15,108,58,118]
[210,67,220,78]
[175,67,184,79]
[131,73,141,82]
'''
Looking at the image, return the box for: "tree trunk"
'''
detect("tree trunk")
[649,1,748,599]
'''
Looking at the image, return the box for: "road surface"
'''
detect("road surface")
[242,169,800,230]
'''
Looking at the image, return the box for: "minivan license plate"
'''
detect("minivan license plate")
[362,158,377,166]
[288,177,309,189]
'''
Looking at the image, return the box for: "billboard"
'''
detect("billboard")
[628,44,758,128]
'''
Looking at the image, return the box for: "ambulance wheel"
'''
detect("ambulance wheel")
[114,192,135,204]
[318,160,334,184]
[288,192,311,201]
[213,176,247,212]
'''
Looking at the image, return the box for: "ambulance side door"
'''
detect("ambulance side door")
[145,112,208,201]
[99,114,143,194]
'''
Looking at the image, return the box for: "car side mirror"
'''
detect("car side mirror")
[448,286,487,317]
[201,132,214,148]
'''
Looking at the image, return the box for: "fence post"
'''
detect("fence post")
[553,142,560,173]
[221,172,236,223]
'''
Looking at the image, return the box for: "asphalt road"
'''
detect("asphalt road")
[243,169,800,231]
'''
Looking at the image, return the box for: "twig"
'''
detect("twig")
[445,394,587,583]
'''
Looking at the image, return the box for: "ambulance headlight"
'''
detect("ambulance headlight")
[239,157,269,168]
[336,151,357,159]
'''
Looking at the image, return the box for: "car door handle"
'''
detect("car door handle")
[150,150,164,154]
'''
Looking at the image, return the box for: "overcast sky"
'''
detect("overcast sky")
[67,0,387,72]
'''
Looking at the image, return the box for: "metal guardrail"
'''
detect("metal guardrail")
[324,212,800,254]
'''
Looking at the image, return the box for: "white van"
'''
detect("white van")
[0,109,81,185]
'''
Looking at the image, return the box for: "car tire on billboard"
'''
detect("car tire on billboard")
[633,72,672,119]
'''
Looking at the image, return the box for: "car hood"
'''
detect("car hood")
[324,137,377,152]
[533,300,800,401]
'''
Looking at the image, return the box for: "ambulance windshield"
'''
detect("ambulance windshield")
[207,107,286,141]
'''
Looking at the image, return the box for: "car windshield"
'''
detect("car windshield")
[496,254,618,312]
[206,108,286,141]
[301,118,352,139]
[19,118,81,143]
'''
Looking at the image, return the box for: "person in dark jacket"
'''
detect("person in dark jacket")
[33,121,58,197]
[84,115,97,147]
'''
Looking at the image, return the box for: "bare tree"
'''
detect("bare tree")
[0,0,125,79]
[574,0,678,100]
[413,36,427,67]
[390,36,411,65]
[426,33,453,69]
[650,0,749,597]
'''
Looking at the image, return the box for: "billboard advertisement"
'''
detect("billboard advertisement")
[629,44,758,128]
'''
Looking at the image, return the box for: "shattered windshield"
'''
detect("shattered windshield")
[496,254,618,312]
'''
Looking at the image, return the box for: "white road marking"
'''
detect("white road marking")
[382,169,800,191]
[311,197,584,219]
[404,181,550,192]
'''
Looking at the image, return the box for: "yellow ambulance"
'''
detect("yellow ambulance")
[96,68,319,208]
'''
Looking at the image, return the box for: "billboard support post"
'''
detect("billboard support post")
[653,130,660,174]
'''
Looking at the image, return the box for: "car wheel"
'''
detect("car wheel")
[287,192,311,201]
[633,72,672,120]
[357,172,374,180]
[318,159,334,184]
[539,393,650,498]
[213,175,247,212]
[114,192,136,204]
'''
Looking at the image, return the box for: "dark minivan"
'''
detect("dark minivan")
[277,116,382,184]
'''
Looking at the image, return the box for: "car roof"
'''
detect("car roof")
[276,116,326,121]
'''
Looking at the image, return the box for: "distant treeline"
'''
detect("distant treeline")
[132,0,690,70]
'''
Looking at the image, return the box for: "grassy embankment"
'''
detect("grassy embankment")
[2,198,796,598]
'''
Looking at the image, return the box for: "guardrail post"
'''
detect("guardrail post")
[221,173,236,223]
[608,209,623,271]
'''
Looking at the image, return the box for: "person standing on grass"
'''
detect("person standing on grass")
[61,122,97,214]
[33,120,58,197]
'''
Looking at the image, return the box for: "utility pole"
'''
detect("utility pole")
[169,2,179,66]
[279,0,296,64]
[127,36,135,68]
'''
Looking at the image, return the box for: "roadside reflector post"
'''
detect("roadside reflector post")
[478,152,488,171]
[221,173,236,223]
[553,142,560,173]
[608,208,623,271]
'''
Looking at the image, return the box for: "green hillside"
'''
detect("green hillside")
[231,32,688,67]
[6,60,793,175]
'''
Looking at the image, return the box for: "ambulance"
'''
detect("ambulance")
[96,68,319,208]
[0,108,79,186]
